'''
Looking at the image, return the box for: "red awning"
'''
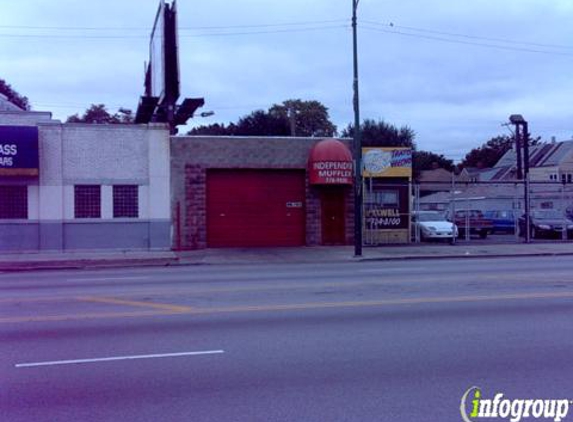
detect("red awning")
[308,139,353,185]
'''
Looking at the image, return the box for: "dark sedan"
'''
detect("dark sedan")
[518,209,573,239]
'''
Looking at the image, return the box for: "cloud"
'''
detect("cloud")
[1,0,572,161]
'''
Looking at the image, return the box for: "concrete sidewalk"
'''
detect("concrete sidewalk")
[176,242,573,265]
[1,242,573,271]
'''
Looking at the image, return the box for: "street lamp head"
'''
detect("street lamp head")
[509,114,526,124]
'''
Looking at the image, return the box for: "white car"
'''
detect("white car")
[412,211,458,242]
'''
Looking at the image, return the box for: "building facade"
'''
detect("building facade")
[171,136,413,250]
[171,136,356,250]
[0,110,171,251]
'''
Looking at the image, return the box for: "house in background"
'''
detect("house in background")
[418,140,573,215]
[417,167,471,196]
[490,140,573,183]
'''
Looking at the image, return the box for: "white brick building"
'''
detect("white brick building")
[0,108,171,251]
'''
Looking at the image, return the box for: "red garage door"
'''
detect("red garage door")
[207,170,306,247]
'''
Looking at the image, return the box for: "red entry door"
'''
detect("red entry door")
[321,186,346,245]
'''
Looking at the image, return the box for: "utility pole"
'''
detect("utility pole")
[352,0,363,257]
[288,106,296,137]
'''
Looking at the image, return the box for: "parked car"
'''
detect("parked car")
[518,209,573,239]
[484,210,519,234]
[445,209,494,239]
[411,211,458,242]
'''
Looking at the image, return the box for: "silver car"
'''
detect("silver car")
[412,211,458,242]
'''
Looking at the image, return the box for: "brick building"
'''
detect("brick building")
[171,136,356,249]
[1,102,411,252]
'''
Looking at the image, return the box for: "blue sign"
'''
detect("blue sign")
[0,126,39,176]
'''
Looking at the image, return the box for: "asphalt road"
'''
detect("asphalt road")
[2,256,573,421]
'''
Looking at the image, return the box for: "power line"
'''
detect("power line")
[182,19,348,30]
[361,25,573,57]
[181,25,348,38]
[363,20,573,51]
[3,17,570,50]
[0,19,348,32]
[0,24,348,40]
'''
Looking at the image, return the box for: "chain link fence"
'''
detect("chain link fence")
[361,178,573,246]
[411,180,573,244]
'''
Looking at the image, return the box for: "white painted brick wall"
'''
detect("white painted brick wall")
[28,185,39,220]
[0,111,54,126]
[101,185,113,219]
[138,185,150,219]
[63,185,75,220]
[148,127,170,219]
[62,125,149,183]
[1,113,170,225]
[38,124,64,186]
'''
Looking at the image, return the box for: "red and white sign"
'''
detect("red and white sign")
[308,139,354,185]
[310,161,353,185]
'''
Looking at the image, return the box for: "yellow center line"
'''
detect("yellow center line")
[1,272,570,304]
[1,290,573,324]
[200,291,573,314]
[0,310,171,324]
[77,296,194,313]
[1,274,565,304]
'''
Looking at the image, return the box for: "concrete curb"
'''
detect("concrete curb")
[0,257,179,272]
[356,251,573,263]
[2,250,573,272]
[172,251,573,266]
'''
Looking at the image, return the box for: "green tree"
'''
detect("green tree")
[341,119,416,148]
[269,99,336,137]
[188,123,236,136]
[66,104,134,124]
[233,110,290,136]
[115,107,134,124]
[461,134,541,169]
[188,109,290,137]
[187,99,336,137]
[0,78,30,110]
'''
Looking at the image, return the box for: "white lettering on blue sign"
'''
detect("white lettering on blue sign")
[0,144,18,156]
[0,157,14,166]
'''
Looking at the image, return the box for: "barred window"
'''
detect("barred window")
[74,185,101,218]
[0,186,27,219]
[113,185,138,218]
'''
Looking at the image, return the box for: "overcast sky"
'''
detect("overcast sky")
[2,0,573,162]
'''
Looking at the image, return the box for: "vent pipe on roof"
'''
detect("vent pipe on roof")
[551,136,556,144]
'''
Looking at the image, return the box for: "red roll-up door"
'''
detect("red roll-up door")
[207,170,306,247]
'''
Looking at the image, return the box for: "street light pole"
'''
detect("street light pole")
[352,0,363,257]
[509,114,531,243]
[522,121,531,244]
